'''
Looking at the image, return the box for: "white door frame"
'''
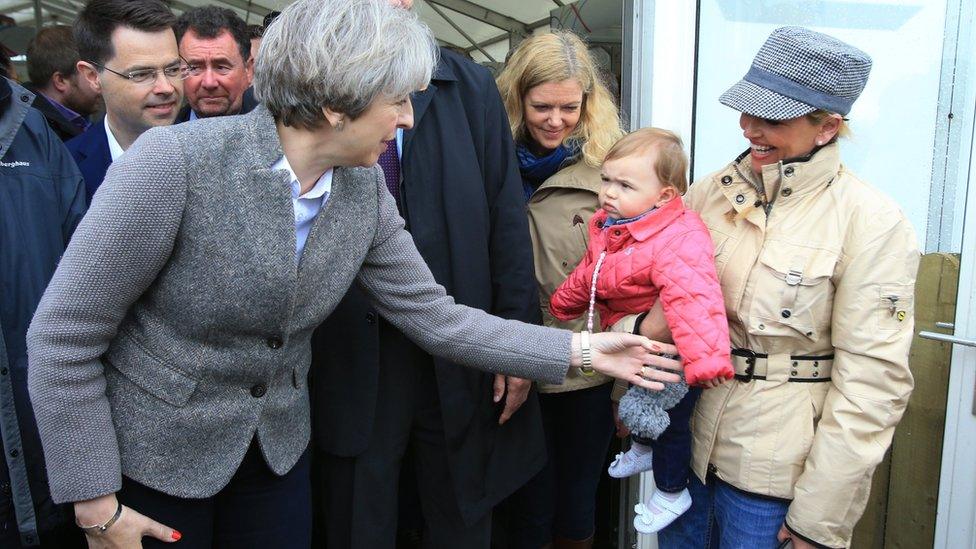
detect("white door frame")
[622,2,699,548]
[932,0,976,542]
[933,74,976,549]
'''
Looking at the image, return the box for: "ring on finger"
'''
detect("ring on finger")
[640,365,649,378]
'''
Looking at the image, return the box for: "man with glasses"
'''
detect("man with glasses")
[174,6,256,122]
[65,0,183,203]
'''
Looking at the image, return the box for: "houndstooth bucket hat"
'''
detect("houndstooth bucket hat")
[720,26,872,120]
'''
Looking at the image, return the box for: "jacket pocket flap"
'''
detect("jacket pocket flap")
[877,284,915,331]
[105,333,199,407]
[758,247,838,284]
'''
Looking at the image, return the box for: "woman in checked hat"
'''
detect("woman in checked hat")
[630,27,920,548]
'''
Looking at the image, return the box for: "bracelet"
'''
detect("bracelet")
[77,500,123,535]
[579,330,594,376]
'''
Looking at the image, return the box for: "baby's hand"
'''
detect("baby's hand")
[698,376,730,389]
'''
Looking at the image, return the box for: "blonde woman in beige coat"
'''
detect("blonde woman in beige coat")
[627,28,919,549]
[496,32,642,549]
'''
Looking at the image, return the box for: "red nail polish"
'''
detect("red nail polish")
[172,530,182,541]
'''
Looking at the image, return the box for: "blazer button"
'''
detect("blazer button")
[366,312,377,324]
[266,336,283,349]
[250,383,267,398]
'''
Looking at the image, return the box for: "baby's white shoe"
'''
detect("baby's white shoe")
[633,488,692,534]
[607,442,653,478]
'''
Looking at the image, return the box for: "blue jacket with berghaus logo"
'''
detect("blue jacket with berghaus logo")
[0,76,86,547]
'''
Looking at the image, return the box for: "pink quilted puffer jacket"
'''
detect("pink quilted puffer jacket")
[550,197,733,385]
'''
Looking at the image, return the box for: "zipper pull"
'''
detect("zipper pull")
[886,295,899,316]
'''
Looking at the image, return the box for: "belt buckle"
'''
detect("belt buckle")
[737,349,758,382]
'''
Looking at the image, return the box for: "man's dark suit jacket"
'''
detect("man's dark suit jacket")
[65,119,110,204]
[67,88,259,203]
[174,86,259,123]
[22,85,84,142]
[310,48,545,526]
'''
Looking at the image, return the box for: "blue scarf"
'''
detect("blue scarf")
[517,140,580,201]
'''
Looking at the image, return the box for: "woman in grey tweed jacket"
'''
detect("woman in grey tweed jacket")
[25,1,681,547]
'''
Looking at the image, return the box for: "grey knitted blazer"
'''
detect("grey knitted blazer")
[26,106,573,504]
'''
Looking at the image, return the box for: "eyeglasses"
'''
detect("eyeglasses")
[89,59,189,85]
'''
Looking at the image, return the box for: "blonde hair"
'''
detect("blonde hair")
[496,31,624,168]
[604,127,688,194]
[805,109,850,141]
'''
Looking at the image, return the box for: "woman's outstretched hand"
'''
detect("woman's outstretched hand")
[572,332,682,391]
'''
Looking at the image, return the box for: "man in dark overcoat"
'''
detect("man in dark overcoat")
[310,43,545,547]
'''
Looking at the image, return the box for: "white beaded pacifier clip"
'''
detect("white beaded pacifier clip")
[580,250,608,377]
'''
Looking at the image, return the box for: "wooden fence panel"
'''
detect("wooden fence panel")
[852,253,958,548]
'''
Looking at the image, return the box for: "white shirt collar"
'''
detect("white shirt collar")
[271,155,333,199]
[104,116,125,162]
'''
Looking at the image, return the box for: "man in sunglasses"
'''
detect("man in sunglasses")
[65,0,183,203]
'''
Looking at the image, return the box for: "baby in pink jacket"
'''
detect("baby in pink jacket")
[550,128,732,534]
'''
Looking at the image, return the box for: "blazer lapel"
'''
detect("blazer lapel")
[78,123,112,187]
[404,82,437,154]
[403,54,457,153]
[81,122,110,165]
[235,107,296,288]
[295,167,376,313]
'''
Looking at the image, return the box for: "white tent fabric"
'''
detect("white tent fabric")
[1,0,579,63]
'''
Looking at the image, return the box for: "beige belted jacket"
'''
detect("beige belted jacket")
[685,143,919,548]
[527,160,612,393]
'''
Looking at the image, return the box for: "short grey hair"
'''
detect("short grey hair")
[254,0,438,128]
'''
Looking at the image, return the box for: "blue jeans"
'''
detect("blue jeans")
[658,474,789,549]
[632,386,701,493]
